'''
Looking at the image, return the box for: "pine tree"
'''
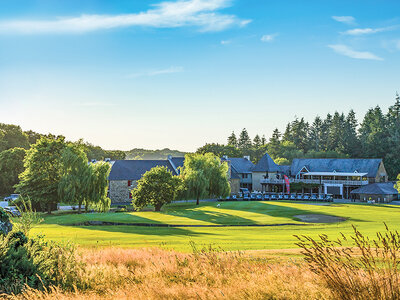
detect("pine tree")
[343,110,360,157]
[385,93,400,179]
[253,134,262,148]
[238,128,252,151]
[227,131,238,148]
[261,135,267,145]
[268,129,281,158]
[309,116,323,152]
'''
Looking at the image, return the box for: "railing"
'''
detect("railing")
[261,178,369,186]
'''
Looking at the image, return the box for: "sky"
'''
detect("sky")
[0,0,399,152]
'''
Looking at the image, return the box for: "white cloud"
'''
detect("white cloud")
[343,26,394,35]
[0,0,251,34]
[332,16,356,25]
[261,33,278,42]
[220,39,231,45]
[128,66,184,78]
[328,44,383,60]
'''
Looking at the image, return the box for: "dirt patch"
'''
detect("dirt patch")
[294,214,346,223]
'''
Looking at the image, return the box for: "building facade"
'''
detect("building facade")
[108,156,184,203]
[253,153,390,199]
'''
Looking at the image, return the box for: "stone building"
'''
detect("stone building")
[221,156,255,192]
[351,182,399,203]
[108,156,184,203]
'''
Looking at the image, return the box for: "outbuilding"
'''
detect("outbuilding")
[350,182,399,203]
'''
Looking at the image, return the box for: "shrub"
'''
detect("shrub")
[0,207,12,235]
[13,197,44,235]
[0,233,81,294]
[295,224,400,300]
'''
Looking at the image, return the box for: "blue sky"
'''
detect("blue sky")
[0,0,399,151]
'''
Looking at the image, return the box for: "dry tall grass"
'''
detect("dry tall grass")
[295,224,400,300]
[11,246,331,300]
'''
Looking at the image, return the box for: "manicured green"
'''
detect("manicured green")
[30,201,400,252]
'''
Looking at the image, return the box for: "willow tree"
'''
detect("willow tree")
[58,147,111,213]
[85,161,111,212]
[180,153,230,205]
[58,145,90,213]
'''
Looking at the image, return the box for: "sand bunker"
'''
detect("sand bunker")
[294,214,346,223]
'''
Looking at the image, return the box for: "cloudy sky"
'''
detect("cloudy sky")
[0,0,399,151]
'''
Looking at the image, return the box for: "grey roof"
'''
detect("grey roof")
[230,169,241,179]
[291,158,382,178]
[223,157,254,174]
[279,165,291,175]
[169,157,185,174]
[109,160,178,180]
[253,153,281,172]
[351,182,398,195]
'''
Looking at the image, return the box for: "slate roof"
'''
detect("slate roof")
[252,153,281,172]
[222,157,254,174]
[351,182,398,195]
[291,158,382,178]
[230,169,241,179]
[169,157,185,173]
[109,160,179,180]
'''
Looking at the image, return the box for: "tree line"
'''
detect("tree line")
[197,94,400,179]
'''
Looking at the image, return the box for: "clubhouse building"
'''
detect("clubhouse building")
[107,152,398,203]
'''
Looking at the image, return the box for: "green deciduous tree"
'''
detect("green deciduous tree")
[0,124,29,151]
[58,146,111,213]
[16,136,67,213]
[85,161,111,212]
[0,148,26,195]
[196,143,241,158]
[181,153,230,205]
[131,166,183,211]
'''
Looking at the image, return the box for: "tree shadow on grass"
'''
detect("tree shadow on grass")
[61,214,209,237]
[210,201,367,224]
[76,224,206,237]
[163,207,258,225]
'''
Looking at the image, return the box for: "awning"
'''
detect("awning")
[303,172,368,177]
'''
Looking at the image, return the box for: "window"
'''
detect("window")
[128,180,132,187]
[242,174,248,179]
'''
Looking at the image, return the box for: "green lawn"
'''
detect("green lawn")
[30,201,400,252]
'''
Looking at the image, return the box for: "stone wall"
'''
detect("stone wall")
[109,180,137,203]
[358,193,397,203]
[375,161,389,182]
[230,178,240,194]
[252,172,265,191]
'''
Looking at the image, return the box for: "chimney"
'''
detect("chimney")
[244,156,250,161]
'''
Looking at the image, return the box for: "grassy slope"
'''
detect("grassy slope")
[31,201,400,251]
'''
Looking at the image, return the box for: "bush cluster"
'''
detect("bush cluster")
[0,223,81,294]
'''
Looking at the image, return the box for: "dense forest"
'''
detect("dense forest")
[197,94,400,180]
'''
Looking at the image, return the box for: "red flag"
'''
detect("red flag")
[283,175,290,194]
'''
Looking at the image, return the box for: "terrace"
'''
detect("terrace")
[261,172,369,186]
